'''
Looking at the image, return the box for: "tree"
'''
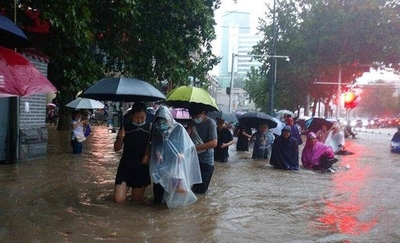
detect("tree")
[1,0,221,130]
[247,0,400,117]
[244,66,269,111]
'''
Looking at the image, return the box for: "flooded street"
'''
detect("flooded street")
[1,125,400,242]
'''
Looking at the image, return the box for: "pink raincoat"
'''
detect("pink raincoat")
[301,132,335,169]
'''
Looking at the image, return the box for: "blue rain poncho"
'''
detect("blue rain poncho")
[149,106,202,208]
[391,128,400,153]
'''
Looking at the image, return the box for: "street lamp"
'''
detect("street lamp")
[228,53,235,112]
[228,53,289,113]
[268,54,290,114]
[270,0,277,115]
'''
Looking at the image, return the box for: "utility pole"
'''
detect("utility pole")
[228,53,235,112]
[269,0,277,115]
[336,66,342,120]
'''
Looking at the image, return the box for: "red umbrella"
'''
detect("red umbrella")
[0,46,57,97]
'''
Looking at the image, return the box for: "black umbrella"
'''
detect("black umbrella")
[80,77,166,127]
[305,117,335,133]
[80,77,166,102]
[0,15,30,48]
[207,111,239,124]
[238,111,277,129]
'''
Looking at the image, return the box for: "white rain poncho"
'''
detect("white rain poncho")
[325,127,345,153]
[149,106,202,208]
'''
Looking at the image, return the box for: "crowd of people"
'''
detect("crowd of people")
[70,103,400,208]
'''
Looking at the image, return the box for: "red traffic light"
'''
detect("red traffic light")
[344,92,358,109]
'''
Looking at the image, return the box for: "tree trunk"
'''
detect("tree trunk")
[56,90,77,131]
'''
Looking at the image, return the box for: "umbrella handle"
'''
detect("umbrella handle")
[119,108,123,128]
[119,111,124,129]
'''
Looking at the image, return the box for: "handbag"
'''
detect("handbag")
[76,134,86,143]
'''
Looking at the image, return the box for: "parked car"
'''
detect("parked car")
[355,119,363,128]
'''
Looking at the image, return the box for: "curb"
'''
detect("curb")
[354,128,394,136]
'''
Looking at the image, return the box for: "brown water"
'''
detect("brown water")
[1,125,399,242]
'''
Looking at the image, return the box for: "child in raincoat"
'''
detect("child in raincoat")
[149,106,202,208]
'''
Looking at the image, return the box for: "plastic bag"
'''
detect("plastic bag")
[76,134,86,143]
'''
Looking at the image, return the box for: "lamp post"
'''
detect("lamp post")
[268,55,290,114]
[336,66,342,120]
[270,0,277,115]
[228,53,235,112]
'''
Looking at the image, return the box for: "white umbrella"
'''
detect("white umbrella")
[276,109,295,118]
[269,117,286,136]
[66,98,104,109]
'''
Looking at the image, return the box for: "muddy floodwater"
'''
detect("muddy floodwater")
[1,125,400,242]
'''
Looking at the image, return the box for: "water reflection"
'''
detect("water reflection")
[1,127,399,242]
[317,139,378,235]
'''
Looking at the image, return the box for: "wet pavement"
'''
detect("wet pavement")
[1,125,400,242]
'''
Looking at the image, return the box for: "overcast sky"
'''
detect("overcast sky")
[357,69,400,84]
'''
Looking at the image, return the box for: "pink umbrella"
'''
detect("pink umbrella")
[0,46,57,97]
[171,108,190,120]
[46,102,57,107]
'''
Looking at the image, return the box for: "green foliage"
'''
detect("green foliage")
[247,0,400,116]
[244,67,269,111]
[1,0,220,92]
[1,0,221,129]
[91,0,220,88]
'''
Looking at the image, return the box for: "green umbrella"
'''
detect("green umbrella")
[166,86,219,111]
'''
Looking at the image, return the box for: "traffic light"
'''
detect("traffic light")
[226,87,231,95]
[344,92,359,109]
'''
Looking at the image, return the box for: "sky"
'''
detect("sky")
[357,68,400,84]
[211,0,272,74]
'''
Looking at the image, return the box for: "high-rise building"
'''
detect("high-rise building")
[219,11,251,87]
[215,11,262,112]
[236,34,263,77]
[218,11,263,88]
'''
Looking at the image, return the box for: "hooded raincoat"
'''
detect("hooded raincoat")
[149,106,202,208]
[269,126,299,170]
[301,132,335,170]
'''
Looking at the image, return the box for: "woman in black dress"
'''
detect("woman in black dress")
[233,125,252,151]
[113,102,151,203]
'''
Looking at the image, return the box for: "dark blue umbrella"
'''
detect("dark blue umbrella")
[238,111,277,129]
[207,111,239,124]
[0,15,30,48]
[305,117,334,133]
[81,77,165,128]
[80,77,166,102]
